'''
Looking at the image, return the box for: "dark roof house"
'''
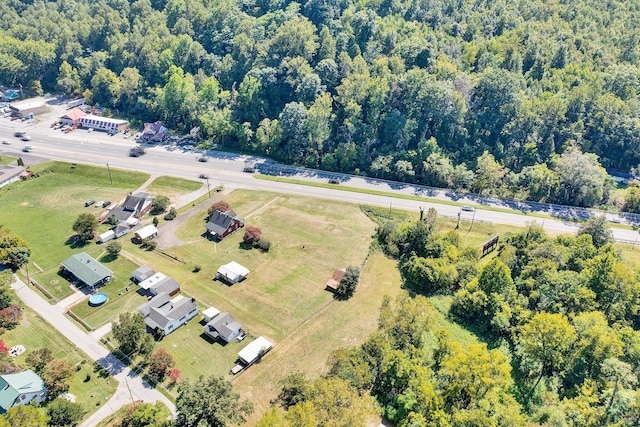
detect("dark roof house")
[206,210,244,240]
[61,252,113,288]
[142,121,169,142]
[110,193,154,222]
[138,293,198,337]
[203,312,242,343]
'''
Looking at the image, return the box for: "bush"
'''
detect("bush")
[164,207,177,221]
[152,216,159,226]
[243,226,262,245]
[141,238,157,250]
[151,195,170,215]
[257,238,271,252]
[106,241,122,258]
[192,264,201,273]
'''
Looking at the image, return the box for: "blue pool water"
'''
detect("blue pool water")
[89,293,108,306]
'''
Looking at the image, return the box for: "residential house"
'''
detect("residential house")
[132,266,155,283]
[137,272,180,296]
[112,223,131,238]
[60,252,113,288]
[134,224,158,243]
[138,293,198,337]
[141,121,169,143]
[215,261,250,285]
[109,193,154,223]
[203,312,242,343]
[0,370,46,413]
[206,210,244,240]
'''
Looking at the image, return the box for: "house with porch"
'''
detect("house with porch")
[138,293,198,337]
[203,312,242,343]
[0,370,46,413]
[60,252,113,288]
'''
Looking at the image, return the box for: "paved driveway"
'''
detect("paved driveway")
[10,276,175,426]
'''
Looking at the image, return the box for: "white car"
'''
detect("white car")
[1,140,9,145]
[94,201,104,208]
[21,135,31,141]
[461,206,474,212]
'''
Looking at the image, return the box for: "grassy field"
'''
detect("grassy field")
[144,176,203,201]
[0,162,149,300]
[3,303,117,421]
[0,155,17,166]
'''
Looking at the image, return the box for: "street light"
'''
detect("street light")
[106,162,112,185]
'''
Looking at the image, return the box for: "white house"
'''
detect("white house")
[202,306,221,323]
[138,293,198,337]
[0,370,47,412]
[99,230,115,243]
[215,261,250,284]
[237,336,273,366]
[134,224,158,242]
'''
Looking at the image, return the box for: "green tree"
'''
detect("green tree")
[150,196,170,215]
[46,397,86,427]
[112,312,154,357]
[91,67,120,107]
[0,226,31,269]
[4,405,47,427]
[118,402,172,427]
[553,149,612,207]
[72,213,98,242]
[25,348,53,374]
[335,266,360,300]
[42,359,75,398]
[578,215,613,249]
[517,312,577,405]
[175,375,254,427]
[106,241,122,258]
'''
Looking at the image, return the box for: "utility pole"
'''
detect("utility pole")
[124,378,135,405]
[206,177,211,198]
[25,262,30,286]
[469,208,476,231]
[106,162,112,185]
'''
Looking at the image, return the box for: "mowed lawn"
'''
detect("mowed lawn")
[144,176,203,201]
[113,190,376,384]
[3,302,117,421]
[0,162,149,300]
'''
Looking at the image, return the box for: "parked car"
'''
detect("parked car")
[87,128,94,133]
[328,178,340,184]
[101,201,111,208]
[84,200,96,207]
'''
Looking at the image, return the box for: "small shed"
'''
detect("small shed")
[215,261,249,284]
[134,224,158,242]
[99,230,115,243]
[132,266,155,283]
[203,307,221,323]
[325,268,346,293]
[238,336,273,366]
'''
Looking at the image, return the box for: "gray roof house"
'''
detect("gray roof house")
[132,266,155,283]
[0,370,46,413]
[110,193,154,222]
[206,210,244,240]
[60,252,113,288]
[138,293,198,337]
[203,312,242,343]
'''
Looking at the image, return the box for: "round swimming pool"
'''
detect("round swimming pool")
[89,293,108,307]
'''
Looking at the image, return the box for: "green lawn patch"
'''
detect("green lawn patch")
[145,176,203,200]
[0,161,148,300]
[0,155,17,166]
[3,303,117,421]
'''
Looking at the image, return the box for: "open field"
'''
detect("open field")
[144,176,203,201]
[0,156,16,166]
[0,162,148,300]
[3,301,117,421]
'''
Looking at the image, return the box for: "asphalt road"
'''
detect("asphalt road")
[2,115,640,243]
[9,276,176,426]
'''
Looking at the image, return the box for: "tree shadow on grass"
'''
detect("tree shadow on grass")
[99,254,117,263]
[238,242,253,251]
[64,235,90,249]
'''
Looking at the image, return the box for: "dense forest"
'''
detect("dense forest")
[257,211,640,426]
[3,0,640,207]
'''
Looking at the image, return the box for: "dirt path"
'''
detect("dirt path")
[155,189,232,249]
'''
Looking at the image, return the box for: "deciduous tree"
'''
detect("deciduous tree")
[72,213,98,242]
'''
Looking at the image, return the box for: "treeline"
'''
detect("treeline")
[260,211,640,425]
[3,0,640,206]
